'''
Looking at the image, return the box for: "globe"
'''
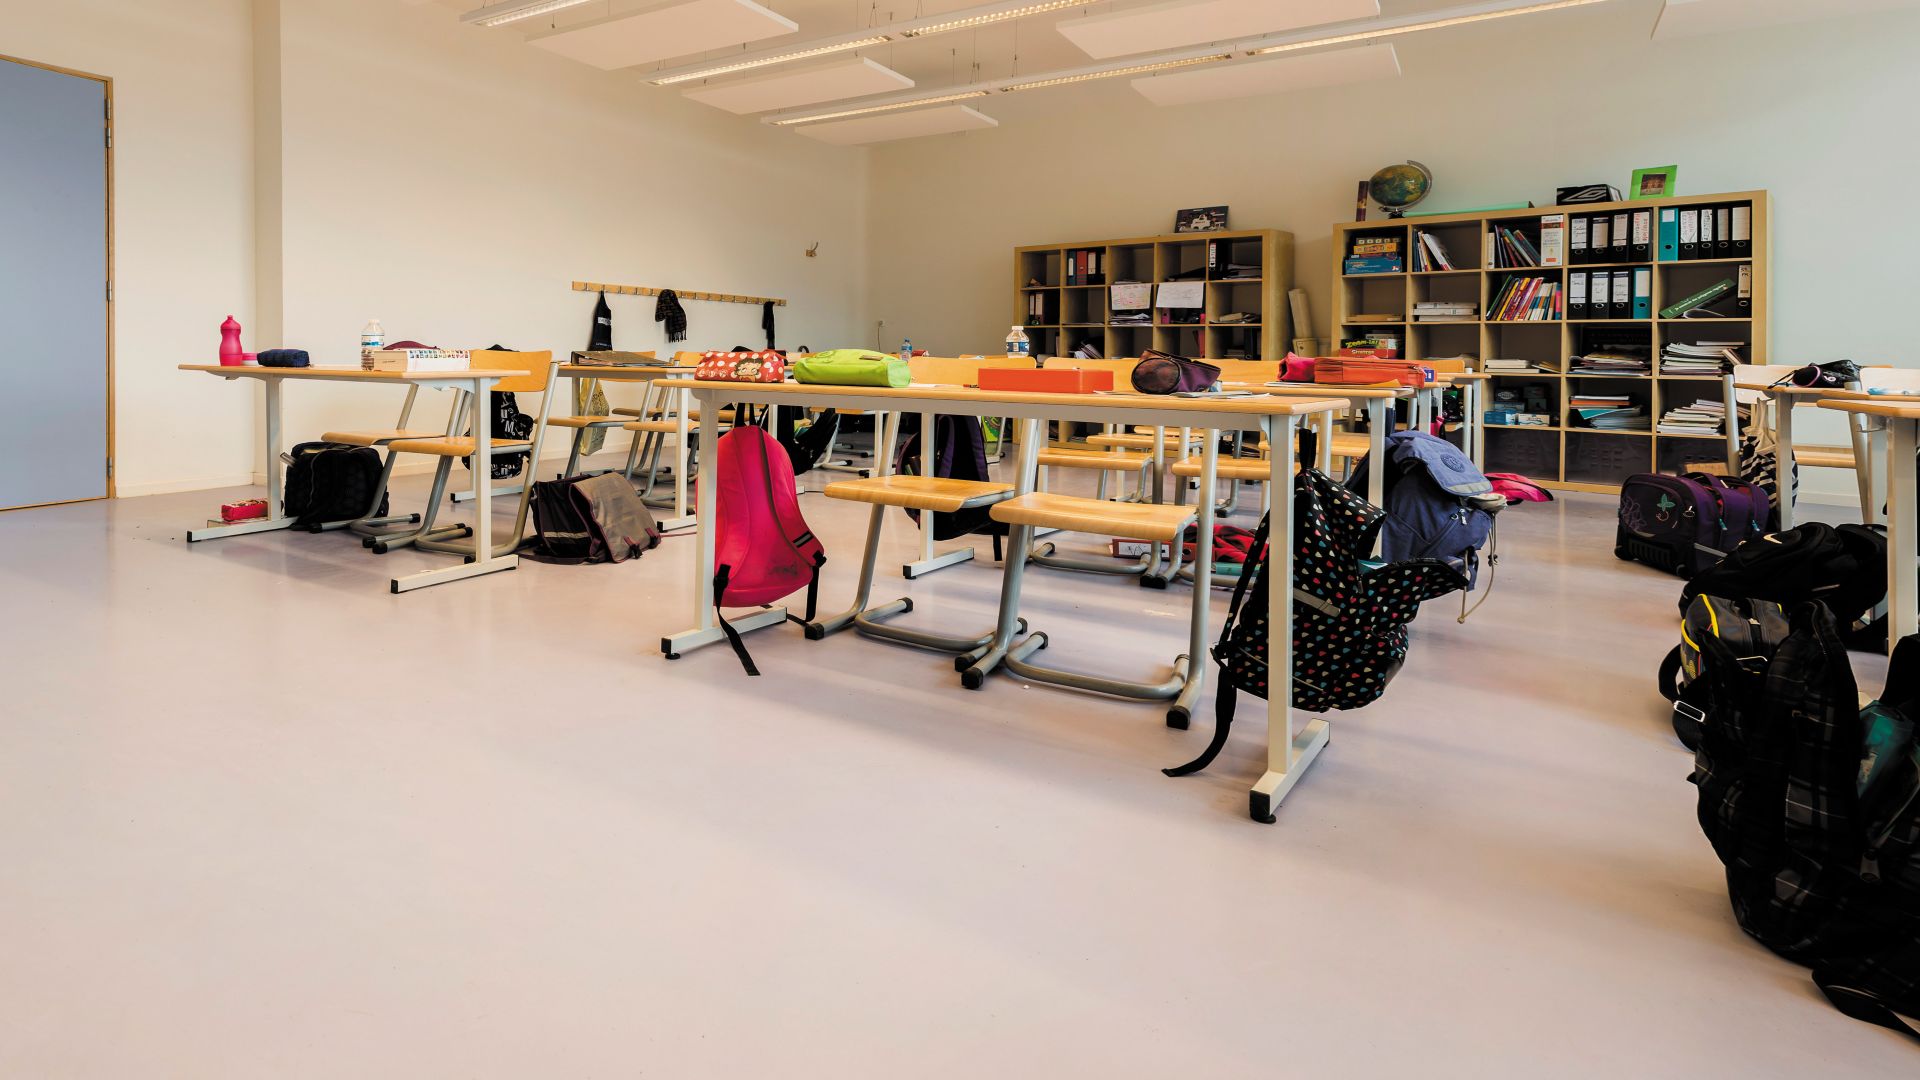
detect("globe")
[1368,161,1433,218]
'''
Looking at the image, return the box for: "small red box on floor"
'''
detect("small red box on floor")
[976,367,1114,394]
[220,499,269,522]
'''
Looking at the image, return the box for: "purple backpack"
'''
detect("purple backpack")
[1615,472,1775,578]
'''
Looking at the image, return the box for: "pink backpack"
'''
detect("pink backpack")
[712,425,826,675]
[1486,472,1552,505]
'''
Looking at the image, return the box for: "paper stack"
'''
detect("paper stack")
[1657,398,1727,436]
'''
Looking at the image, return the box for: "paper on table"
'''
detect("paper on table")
[1156,281,1204,308]
[1111,283,1152,311]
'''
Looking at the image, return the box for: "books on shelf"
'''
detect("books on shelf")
[1346,313,1403,324]
[1657,398,1727,436]
[1569,349,1651,376]
[1414,300,1477,322]
[1483,358,1543,374]
[1487,225,1543,268]
[1346,235,1404,274]
[1412,231,1457,272]
[1488,276,1561,321]
[1568,395,1650,431]
[1661,340,1745,374]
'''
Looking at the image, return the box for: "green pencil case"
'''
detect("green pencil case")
[791,349,910,388]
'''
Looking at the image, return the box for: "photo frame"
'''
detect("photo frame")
[1630,166,1678,200]
[1174,206,1229,233]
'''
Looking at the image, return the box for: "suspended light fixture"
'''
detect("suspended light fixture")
[460,0,597,29]
[1254,0,1612,54]
[653,36,893,85]
[770,90,993,126]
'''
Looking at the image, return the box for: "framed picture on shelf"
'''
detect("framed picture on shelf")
[1630,166,1678,200]
[1174,206,1229,233]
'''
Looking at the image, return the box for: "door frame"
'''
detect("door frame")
[0,51,114,506]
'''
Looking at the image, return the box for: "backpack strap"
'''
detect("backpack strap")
[1657,644,1684,702]
[1814,970,1920,1044]
[1163,677,1238,778]
[712,564,762,677]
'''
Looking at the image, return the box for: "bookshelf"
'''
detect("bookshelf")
[1330,190,1770,494]
[1013,228,1294,362]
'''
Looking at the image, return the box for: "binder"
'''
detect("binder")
[1731,203,1752,258]
[1590,215,1610,262]
[1632,267,1652,319]
[1611,270,1631,319]
[1715,206,1733,257]
[1610,212,1630,262]
[1696,207,1715,261]
[1679,209,1699,260]
[1630,209,1653,262]
[1735,264,1753,313]
[1569,269,1589,319]
[1570,215,1590,265]
[1659,208,1680,261]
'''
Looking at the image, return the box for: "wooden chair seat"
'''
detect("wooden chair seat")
[1037,449,1151,471]
[1257,432,1369,458]
[823,476,1014,513]
[621,419,680,434]
[548,415,627,429]
[1171,456,1279,481]
[385,436,532,457]
[611,407,735,422]
[1793,444,1856,470]
[320,428,447,447]
[1086,432,1202,451]
[990,493,1196,542]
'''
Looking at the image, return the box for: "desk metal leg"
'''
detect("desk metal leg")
[1889,419,1917,654]
[188,377,297,541]
[1367,398,1388,555]
[1251,414,1329,823]
[392,376,520,592]
[663,394,787,657]
[903,408,976,579]
[1774,394,1796,529]
[659,391,694,531]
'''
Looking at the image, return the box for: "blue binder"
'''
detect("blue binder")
[1632,268,1653,319]
[1658,208,1680,262]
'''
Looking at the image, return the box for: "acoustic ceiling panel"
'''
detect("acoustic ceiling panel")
[1653,0,1920,39]
[1131,43,1399,107]
[792,105,999,145]
[528,0,798,70]
[1058,0,1381,59]
[684,57,915,115]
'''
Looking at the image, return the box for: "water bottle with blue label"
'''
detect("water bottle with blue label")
[1005,325,1030,359]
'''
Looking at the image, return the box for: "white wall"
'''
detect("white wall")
[865,3,1920,496]
[2,0,259,496]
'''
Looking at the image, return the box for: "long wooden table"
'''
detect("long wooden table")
[179,363,526,592]
[661,380,1350,821]
[1820,397,1917,652]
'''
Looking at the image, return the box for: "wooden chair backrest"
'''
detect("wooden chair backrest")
[470,349,554,394]
[673,350,708,367]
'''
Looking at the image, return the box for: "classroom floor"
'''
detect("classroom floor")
[0,449,1909,1078]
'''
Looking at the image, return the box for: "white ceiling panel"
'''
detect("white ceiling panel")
[527,0,799,70]
[1058,0,1381,59]
[1653,0,1920,39]
[792,104,999,145]
[1132,43,1399,107]
[684,57,915,114]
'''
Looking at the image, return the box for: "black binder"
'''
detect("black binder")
[1611,270,1631,318]
[1715,206,1732,257]
[1630,209,1653,262]
[1730,203,1752,258]
[1589,215,1610,264]
[1569,270,1589,319]
[1695,206,1715,261]
[1570,215,1590,265]
[1610,212,1630,262]
[1678,208,1699,261]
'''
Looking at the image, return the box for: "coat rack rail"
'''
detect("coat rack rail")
[572,280,786,307]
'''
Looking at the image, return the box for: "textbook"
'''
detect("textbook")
[1659,278,1734,320]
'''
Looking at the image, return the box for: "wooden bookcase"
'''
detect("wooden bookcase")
[1013,228,1294,363]
[1330,190,1770,493]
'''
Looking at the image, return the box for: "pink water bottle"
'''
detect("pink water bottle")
[219,316,245,366]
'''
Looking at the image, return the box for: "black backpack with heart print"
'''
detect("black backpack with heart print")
[1165,466,1465,780]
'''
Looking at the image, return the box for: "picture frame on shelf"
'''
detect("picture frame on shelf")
[1174,206,1229,233]
[1630,166,1678,200]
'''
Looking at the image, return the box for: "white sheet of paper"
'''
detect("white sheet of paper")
[1110,283,1151,311]
[1155,281,1203,308]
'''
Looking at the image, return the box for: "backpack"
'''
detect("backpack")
[1661,595,1792,750]
[1346,431,1502,590]
[1689,605,1920,1041]
[1738,401,1797,512]
[712,426,827,675]
[526,473,661,565]
[1615,472,1774,577]
[780,409,841,475]
[1165,467,1466,779]
[895,415,1008,543]
[281,441,389,528]
[1674,522,1888,649]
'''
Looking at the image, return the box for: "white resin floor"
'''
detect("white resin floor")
[0,455,1910,1077]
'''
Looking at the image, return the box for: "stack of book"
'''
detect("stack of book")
[1569,394,1650,431]
[1345,236,1404,275]
[1661,340,1745,375]
[1412,231,1456,271]
[1487,226,1543,268]
[1413,301,1477,323]
[1657,398,1727,436]
[362,348,470,372]
[1483,358,1542,374]
[1569,348,1651,376]
[1488,276,1561,321]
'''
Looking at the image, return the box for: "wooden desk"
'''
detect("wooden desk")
[179,363,527,592]
[663,381,1351,822]
[1731,379,1876,527]
[1821,398,1916,653]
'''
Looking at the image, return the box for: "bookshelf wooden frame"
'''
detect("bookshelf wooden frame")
[1331,190,1770,494]
[1014,228,1294,363]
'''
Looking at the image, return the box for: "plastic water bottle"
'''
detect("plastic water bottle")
[899,337,912,364]
[1005,325,1030,359]
[361,318,384,353]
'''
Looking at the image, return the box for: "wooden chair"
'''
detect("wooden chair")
[372,350,560,560]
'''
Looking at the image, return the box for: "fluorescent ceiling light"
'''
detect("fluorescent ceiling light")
[1652,0,1920,40]
[653,36,890,85]
[528,0,798,70]
[793,105,999,145]
[1003,53,1232,92]
[461,0,597,28]
[771,90,991,126]
[901,1,1088,37]
[684,57,915,115]
[1133,43,1399,106]
[1059,0,1379,59]
[1254,0,1610,54]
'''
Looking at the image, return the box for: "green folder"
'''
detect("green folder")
[1659,278,1734,320]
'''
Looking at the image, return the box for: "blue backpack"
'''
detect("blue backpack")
[1348,431,1503,599]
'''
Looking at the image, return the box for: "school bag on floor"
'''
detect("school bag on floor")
[526,473,661,564]
[1165,467,1466,779]
[712,426,826,675]
[281,441,388,528]
[780,409,841,475]
[895,415,1009,546]
[1659,522,1889,664]
[1688,604,1920,1042]
[1615,472,1774,578]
